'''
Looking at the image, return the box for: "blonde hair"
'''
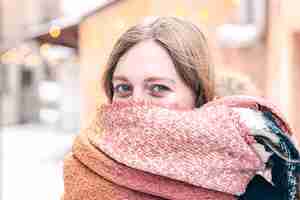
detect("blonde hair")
[215,70,261,97]
[103,17,214,107]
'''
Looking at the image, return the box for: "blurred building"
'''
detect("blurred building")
[0,0,60,125]
[271,0,300,142]
[0,0,61,47]
[0,42,45,124]
[0,0,59,124]
[0,0,80,131]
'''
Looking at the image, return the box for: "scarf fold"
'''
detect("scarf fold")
[62,95,292,200]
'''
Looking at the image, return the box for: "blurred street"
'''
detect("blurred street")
[2,124,76,200]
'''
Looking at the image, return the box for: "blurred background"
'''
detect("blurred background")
[1,0,300,199]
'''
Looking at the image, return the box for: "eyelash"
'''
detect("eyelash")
[148,84,171,96]
[113,83,171,98]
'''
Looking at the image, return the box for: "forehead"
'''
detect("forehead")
[113,40,179,80]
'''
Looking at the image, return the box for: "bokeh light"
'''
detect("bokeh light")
[49,25,61,38]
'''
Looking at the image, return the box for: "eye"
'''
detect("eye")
[113,84,132,97]
[149,84,171,97]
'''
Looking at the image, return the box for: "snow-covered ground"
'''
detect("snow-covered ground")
[2,124,77,200]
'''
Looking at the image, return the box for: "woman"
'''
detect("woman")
[62,17,300,200]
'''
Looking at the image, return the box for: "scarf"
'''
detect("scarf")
[62,95,294,200]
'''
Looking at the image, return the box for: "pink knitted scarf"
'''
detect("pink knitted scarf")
[63,95,292,200]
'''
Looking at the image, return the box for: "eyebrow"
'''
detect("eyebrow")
[112,76,129,82]
[112,76,176,84]
[144,77,176,84]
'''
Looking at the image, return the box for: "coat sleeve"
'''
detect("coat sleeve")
[238,175,283,200]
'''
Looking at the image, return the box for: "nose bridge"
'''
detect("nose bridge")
[132,86,147,102]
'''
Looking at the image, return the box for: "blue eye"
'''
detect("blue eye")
[150,84,171,97]
[113,84,132,97]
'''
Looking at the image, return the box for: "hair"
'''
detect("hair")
[215,69,261,97]
[102,16,214,107]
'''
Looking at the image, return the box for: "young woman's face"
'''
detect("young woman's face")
[112,40,196,109]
